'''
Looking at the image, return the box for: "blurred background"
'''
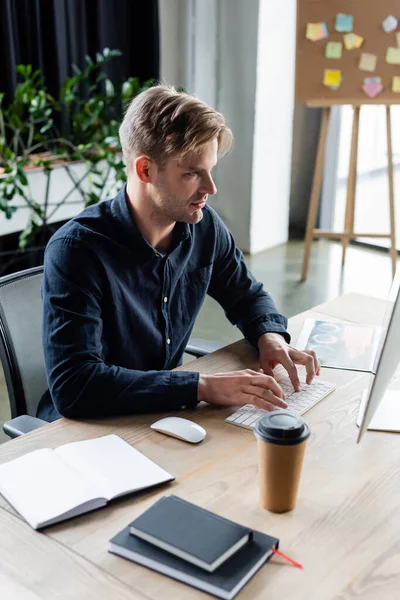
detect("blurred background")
[0,0,398,440]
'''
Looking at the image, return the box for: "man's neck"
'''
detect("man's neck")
[126,183,175,252]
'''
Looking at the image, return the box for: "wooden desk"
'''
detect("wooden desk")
[1,293,399,600]
[0,508,144,599]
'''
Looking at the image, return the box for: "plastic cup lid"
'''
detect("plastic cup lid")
[254,410,310,445]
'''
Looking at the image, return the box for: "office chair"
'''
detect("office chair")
[0,266,223,439]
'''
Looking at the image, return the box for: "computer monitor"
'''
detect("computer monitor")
[357,270,400,442]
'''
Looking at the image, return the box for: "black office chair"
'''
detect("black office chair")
[0,266,223,439]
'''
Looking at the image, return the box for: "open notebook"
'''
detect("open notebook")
[0,434,174,530]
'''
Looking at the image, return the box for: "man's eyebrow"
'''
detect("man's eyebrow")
[181,163,217,171]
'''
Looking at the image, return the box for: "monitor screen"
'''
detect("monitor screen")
[357,269,400,441]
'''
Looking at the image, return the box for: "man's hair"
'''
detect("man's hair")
[119,83,233,171]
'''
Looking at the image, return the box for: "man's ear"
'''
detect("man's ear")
[135,156,152,183]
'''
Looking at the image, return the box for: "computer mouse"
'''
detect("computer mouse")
[150,416,206,444]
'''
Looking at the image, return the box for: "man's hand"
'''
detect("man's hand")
[198,370,288,411]
[258,332,320,392]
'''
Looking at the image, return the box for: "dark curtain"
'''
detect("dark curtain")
[0,0,160,103]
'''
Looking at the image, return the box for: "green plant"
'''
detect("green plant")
[0,48,153,251]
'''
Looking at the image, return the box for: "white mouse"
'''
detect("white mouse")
[150,416,206,443]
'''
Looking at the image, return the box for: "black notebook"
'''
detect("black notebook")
[109,525,278,600]
[129,495,252,572]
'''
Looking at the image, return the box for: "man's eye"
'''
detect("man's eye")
[184,172,197,177]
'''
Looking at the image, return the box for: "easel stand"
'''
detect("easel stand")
[301,105,397,280]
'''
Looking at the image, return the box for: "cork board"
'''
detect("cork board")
[295,1,400,106]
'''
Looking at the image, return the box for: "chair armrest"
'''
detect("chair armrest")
[3,415,48,439]
[185,338,225,358]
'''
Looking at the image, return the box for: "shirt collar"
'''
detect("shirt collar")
[110,186,191,260]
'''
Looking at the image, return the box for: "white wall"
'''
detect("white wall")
[159,0,296,254]
[250,0,296,253]
[212,0,259,251]
[159,0,189,88]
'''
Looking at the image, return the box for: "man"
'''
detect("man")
[38,84,319,421]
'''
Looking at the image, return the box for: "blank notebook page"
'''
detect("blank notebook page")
[0,449,103,528]
[55,435,172,500]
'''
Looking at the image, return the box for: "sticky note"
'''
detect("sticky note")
[323,69,342,90]
[396,33,400,48]
[336,13,353,33]
[362,77,383,99]
[319,23,328,40]
[326,42,342,59]
[328,76,342,91]
[306,22,328,41]
[386,47,400,65]
[359,53,377,72]
[393,76,400,93]
[343,33,363,50]
[382,15,398,33]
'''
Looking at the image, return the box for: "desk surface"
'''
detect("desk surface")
[1,293,399,600]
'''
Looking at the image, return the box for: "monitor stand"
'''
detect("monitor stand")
[357,389,400,432]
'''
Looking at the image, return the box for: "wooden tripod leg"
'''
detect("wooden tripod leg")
[301,106,331,280]
[342,106,360,267]
[386,106,397,277]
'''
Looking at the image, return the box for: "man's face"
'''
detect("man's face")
[151,138,218,225]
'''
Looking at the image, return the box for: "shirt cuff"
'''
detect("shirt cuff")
[246,316,291,347]
[168,370,200,410]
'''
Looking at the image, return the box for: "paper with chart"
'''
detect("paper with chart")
[296,319,385,373]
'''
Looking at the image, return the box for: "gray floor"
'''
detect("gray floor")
[0,239,395,444]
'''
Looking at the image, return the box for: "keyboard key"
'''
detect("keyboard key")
[225,376,336,431]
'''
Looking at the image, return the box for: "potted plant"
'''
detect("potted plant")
[0,48,152,273]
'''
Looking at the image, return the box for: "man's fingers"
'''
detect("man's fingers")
[303,353,316,384]
[250,397,279,412]
[243,386,288,410]
[291,350,317,385]
[248,375,285,399]
[260,364,274,377]
[278,354,301,392]
[304,350,320,377]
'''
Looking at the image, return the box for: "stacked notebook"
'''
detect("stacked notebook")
[109,495,279,600]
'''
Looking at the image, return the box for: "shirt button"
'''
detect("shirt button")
[166,338,171,345]
[164,297,168,303]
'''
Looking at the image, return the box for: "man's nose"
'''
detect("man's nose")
[200,175,217,196]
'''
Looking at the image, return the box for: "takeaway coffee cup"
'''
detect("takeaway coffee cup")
[254,411,310,513]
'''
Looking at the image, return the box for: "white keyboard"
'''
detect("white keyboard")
[225,376,336,430]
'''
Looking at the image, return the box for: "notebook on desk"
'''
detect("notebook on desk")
[0,434,174,530]
[129,495,253,572]
[110,523,278,600]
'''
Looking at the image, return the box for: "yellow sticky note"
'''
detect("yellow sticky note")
[393,76,400,93]
[344,33,363,50]
[306,22,328,41]
[306,23,320,41]
[323,69,342,87]
[359,53,377,72]
[326,42,342,59]
[386,47,400,65]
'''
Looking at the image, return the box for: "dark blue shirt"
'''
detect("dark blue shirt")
[38,187,289,421]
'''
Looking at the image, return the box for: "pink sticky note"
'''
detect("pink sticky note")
[362,77,383,99]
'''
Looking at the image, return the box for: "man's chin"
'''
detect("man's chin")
[187,207,204,224]
[178,206,204,224]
